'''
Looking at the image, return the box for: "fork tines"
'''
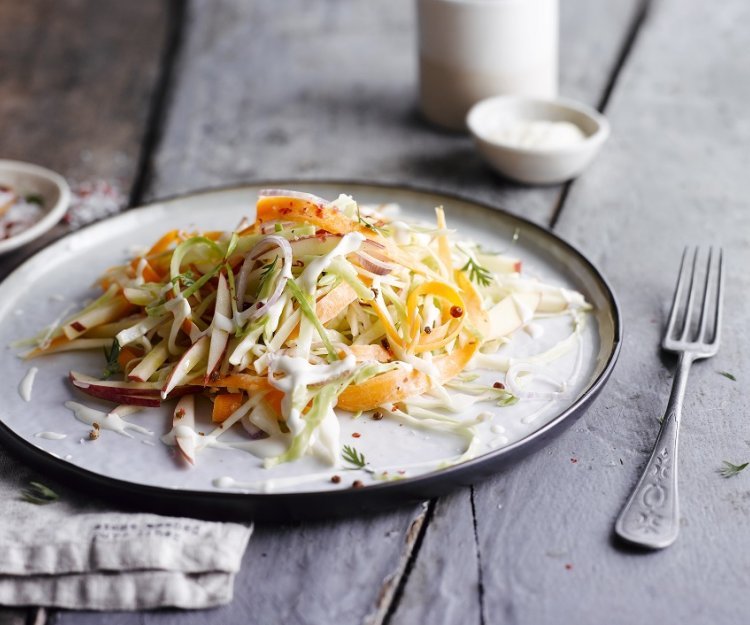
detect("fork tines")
[663,246,724,354]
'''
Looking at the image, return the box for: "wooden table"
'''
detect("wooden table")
[2,0,749,623]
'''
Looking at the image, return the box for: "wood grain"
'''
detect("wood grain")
[144,0,640,227]
[53,0,648,623]
[0,1,170,622]
[0,0,171,279]
[471,0,750,622]
[388,1,647,622]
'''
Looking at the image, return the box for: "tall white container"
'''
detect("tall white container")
[417,0,559,131]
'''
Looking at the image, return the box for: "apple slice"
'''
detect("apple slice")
[128,341,169,382]
[478,253,522,275]
[63,295,135,340]
[486,292,541,341]
[162,335,209,398]
[173,395,197,465]
[70,370,161,394]
[205,273,231,383]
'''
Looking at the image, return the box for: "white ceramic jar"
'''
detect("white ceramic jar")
[417,0,559,131]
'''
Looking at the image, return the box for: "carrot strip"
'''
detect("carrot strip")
[337,340,478,412]
[212,392,245,423]
[205,373,271,393]
[255,196,442,279]
[454,269,489,337]
[117,346,141,370]
[406,281,465,354]
[343,344,391,362]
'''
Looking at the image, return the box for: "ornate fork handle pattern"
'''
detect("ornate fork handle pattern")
[615,353,692,549]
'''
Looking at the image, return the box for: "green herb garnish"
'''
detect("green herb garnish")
[256,257,279,298]
[102,339,121,379]
[171,270,196,288]
[719,461,748,478]
[342,445,367,469]
[356,206,385,235]
[24,194,44,206]
[718,371,737,381]
[458,245,493,287]
[21,481,59,505]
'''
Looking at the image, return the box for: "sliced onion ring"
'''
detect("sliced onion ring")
[236,235,292,324]
[505,363,568,400]
[353,251,394,276]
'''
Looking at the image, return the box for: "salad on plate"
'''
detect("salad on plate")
[21,190,590,489]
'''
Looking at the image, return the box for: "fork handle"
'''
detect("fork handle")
[615,353,693,549]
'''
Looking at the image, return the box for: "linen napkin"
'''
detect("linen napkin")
[0,446,252,610]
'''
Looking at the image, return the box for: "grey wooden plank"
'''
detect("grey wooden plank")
[144,0,568,226]
[0,0,171,279]
[0,1,169,622]
[390,492,480,625]
[48,3,429,625]
[468,0,750,623]
[388,1,647,622]
[0,608,27,625]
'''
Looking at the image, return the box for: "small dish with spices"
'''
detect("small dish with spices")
[467,95,610,185]
[0,160,71,255]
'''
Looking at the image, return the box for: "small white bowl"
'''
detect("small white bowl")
[467,95,610,185]
[0,160,71,254]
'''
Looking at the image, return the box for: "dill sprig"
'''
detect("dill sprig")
[256,257,279,298]
[356,205,385,236]
[719,461,748,478]
[21,481,59,505]
[459,253,493,287]
[342,445,367,469]
[718,371,736,381]
[171,270,196,288]
[102,339,121,380]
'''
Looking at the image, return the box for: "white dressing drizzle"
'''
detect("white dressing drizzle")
[19,367,38,402]
[34,431,67,440]
[64,401,152,438]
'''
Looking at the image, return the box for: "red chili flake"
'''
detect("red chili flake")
[565,563,573,570]
[372,411,383,421]
[381,338,390,351]
[175,408,186,420]
[280,207,292,215]
[331,475,341,484]
[352,432,361,438]
[570,458,578,464]
[450,305,463,318]
[493,381,505,389]
[397,470,406,475]
[352,480,364,489]
[71,321,86,332]
[423,326,432,334]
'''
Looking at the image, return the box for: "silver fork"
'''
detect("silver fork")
[615,247,724,549]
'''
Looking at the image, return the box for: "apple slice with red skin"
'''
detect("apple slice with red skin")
[162,335,209,398]
[486,292,541,341]
[69,371,201,406]
[205,273,231,383]
[173,394,197,465]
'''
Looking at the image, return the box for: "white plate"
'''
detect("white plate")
[0,160,71,254]
[0,183,620,516]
